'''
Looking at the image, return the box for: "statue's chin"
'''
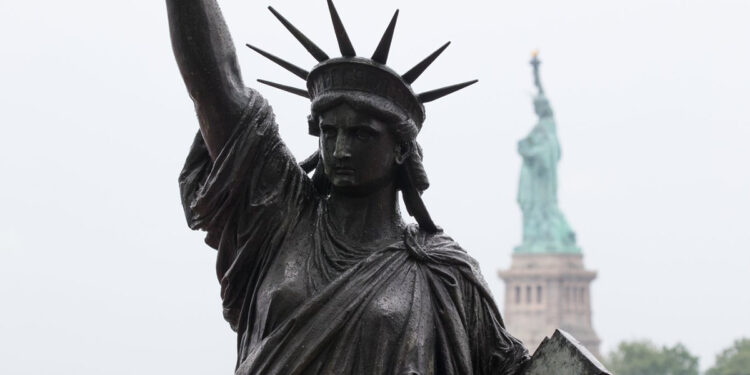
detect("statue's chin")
[331,175,357,187]
[330,176,395,198]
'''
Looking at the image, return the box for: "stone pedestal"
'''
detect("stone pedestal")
[498,253,601,357]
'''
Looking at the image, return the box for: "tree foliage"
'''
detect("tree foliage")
[707,338,750,375]
[605,340,699,375]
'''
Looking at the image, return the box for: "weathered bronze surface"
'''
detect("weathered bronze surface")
[166,1,604,374]
[523,330,611,375]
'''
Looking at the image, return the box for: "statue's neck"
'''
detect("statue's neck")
[326,184,404,246]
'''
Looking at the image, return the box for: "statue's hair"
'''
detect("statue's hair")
[306,93,429,196]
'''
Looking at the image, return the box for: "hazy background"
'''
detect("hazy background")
[1,0,748,373]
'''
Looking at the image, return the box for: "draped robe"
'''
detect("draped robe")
[179,90,529,375]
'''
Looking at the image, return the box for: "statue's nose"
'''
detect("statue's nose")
[333,135,352,160]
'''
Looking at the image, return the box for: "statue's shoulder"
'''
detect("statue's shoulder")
[402,224,480,269]
[402,224,497,304]
[404,223,461,248]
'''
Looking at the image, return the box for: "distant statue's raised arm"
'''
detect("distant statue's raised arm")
[166,0,250,159]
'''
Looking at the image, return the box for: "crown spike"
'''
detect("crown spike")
[268,6,330,62]
[402,42,451,84]
[418,79,478,103]
[327,0,356,57]
[371,10,399,64]
[246,44,309,80]
[257,79,310,99]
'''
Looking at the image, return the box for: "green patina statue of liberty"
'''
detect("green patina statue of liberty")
[516,52,579,254]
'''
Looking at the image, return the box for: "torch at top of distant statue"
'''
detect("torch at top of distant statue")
[516,52,579,254]
[530,51,544,95]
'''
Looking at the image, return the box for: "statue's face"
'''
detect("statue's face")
[319,103,401,194]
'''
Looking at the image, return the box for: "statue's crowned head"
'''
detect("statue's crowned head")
[247,0,478,232]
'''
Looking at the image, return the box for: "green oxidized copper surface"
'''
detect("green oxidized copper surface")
[515,53,580,254]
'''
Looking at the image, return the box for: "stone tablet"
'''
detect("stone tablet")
[523,329,611,375]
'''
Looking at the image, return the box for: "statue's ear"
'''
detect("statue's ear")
[395,142,412,165]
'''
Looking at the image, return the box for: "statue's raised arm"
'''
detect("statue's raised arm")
[166,0,249,159]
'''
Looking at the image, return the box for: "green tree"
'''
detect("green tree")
[707,338,750,375]
[605,340,699,375]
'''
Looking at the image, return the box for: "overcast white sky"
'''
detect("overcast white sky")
[1,0,749,373]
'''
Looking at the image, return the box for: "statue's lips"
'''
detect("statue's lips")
[334,167,355,175]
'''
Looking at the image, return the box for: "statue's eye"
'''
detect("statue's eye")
[355,128,374,140]
[321,126,337,138]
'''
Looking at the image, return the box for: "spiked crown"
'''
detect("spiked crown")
[248,0,478,131]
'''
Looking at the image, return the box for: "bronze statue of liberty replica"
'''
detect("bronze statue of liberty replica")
[167,1,610,374]
[167,1,529,373]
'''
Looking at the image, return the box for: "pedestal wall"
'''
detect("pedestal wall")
[498,253,601,357]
